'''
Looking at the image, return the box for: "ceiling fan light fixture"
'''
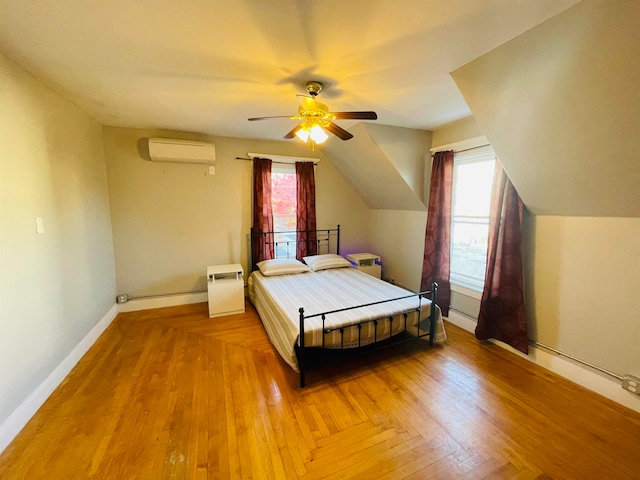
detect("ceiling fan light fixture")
[309,124,328,144]
[248,80,377,147]
[294,122,327,149]
[295,128,310,142]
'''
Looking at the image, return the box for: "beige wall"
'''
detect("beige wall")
[0,54,116,425]
[369,210,427,292]
[103,127,371,297]
[432,116,482,148]
[364,124,431,203]
[351,126,432,292]
[323,123,427,212]
[451,0,640,217]
[524,215,640,376]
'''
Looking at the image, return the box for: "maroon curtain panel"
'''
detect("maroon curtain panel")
[295,161,317,260]
[251,158,274,270]
[475,161,529,354]
[420,150,453,316]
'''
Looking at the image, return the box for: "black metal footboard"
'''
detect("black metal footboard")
[297,282,439,387]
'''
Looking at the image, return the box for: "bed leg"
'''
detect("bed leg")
[299,307,306,388]
[429,282,438,345]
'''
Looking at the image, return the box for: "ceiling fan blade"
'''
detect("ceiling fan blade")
[325,121,354,141]
[284,124,304,139]
[332,111,378,120]
[248,115,291,121]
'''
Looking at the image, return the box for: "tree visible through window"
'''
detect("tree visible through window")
[271,166,297,257]
[450,149,495,291]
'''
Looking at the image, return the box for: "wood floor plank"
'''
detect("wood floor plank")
[1,301,639,479]
[300,429,417,480]
[356,435,457,480]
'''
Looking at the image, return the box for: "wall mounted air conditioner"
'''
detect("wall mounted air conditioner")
[147,138,216,165]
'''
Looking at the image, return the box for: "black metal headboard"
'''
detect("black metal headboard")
[250,225,341,271]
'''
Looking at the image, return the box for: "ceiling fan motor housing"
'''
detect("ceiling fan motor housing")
[306,81,323,97]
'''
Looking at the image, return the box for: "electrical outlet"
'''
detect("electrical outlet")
[116,294,129,304]
[622,374,640,395]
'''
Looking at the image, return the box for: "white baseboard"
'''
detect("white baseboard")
[446,310,478,333]
[117,292,208,312]
[444,311,640,414]
[493,339,640,413]
[0,304,119,454]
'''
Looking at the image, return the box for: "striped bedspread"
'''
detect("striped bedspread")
[248,267,446,371]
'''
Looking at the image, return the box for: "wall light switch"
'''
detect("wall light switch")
[35,217,45,234]
[209,166,215,175]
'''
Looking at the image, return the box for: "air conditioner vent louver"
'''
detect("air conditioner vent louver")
[147,138,216,165]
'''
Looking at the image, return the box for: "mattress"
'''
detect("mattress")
[248,267,446,371]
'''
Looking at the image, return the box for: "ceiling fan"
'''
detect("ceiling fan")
[248,81,377,148]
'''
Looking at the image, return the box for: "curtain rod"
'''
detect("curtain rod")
[431,143,490,157]
[235,156,318,165]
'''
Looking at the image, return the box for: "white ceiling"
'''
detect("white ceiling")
[0,0,579,141]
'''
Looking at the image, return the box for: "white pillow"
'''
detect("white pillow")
[256,258,311,276]
[303,254,353,271]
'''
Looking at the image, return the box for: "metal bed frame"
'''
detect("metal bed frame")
[250,225,438,387]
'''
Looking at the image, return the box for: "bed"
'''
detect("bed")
[249,226,446,387]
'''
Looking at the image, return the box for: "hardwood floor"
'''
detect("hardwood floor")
[1,301,639,479]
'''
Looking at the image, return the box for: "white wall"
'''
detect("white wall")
[103,127,371,297]
[0,54,116,426]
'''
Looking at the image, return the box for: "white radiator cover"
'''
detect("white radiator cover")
[148,138,216,165]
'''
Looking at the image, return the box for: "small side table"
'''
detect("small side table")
[206,264,245,318]
[347,253,381,279]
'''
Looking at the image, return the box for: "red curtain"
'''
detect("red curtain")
[295,161,317,260]
[251,158,274,270]
[475,161,529,354]
[420,150,453,316]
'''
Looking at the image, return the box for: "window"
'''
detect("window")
[271,165,297,258]
[450,147,496,293]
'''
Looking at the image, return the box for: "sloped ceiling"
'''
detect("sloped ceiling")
[322,124,429,211]
[0,0,579,140]
[0,0,584,214]
[452,0,640,217]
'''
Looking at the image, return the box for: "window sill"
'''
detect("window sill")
[450,282,483,300]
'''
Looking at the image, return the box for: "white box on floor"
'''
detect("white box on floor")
[347,253,382,279]
[207,264,244,318]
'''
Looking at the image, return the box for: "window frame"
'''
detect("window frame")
[271,164,297,258]
[449,147,496,298]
